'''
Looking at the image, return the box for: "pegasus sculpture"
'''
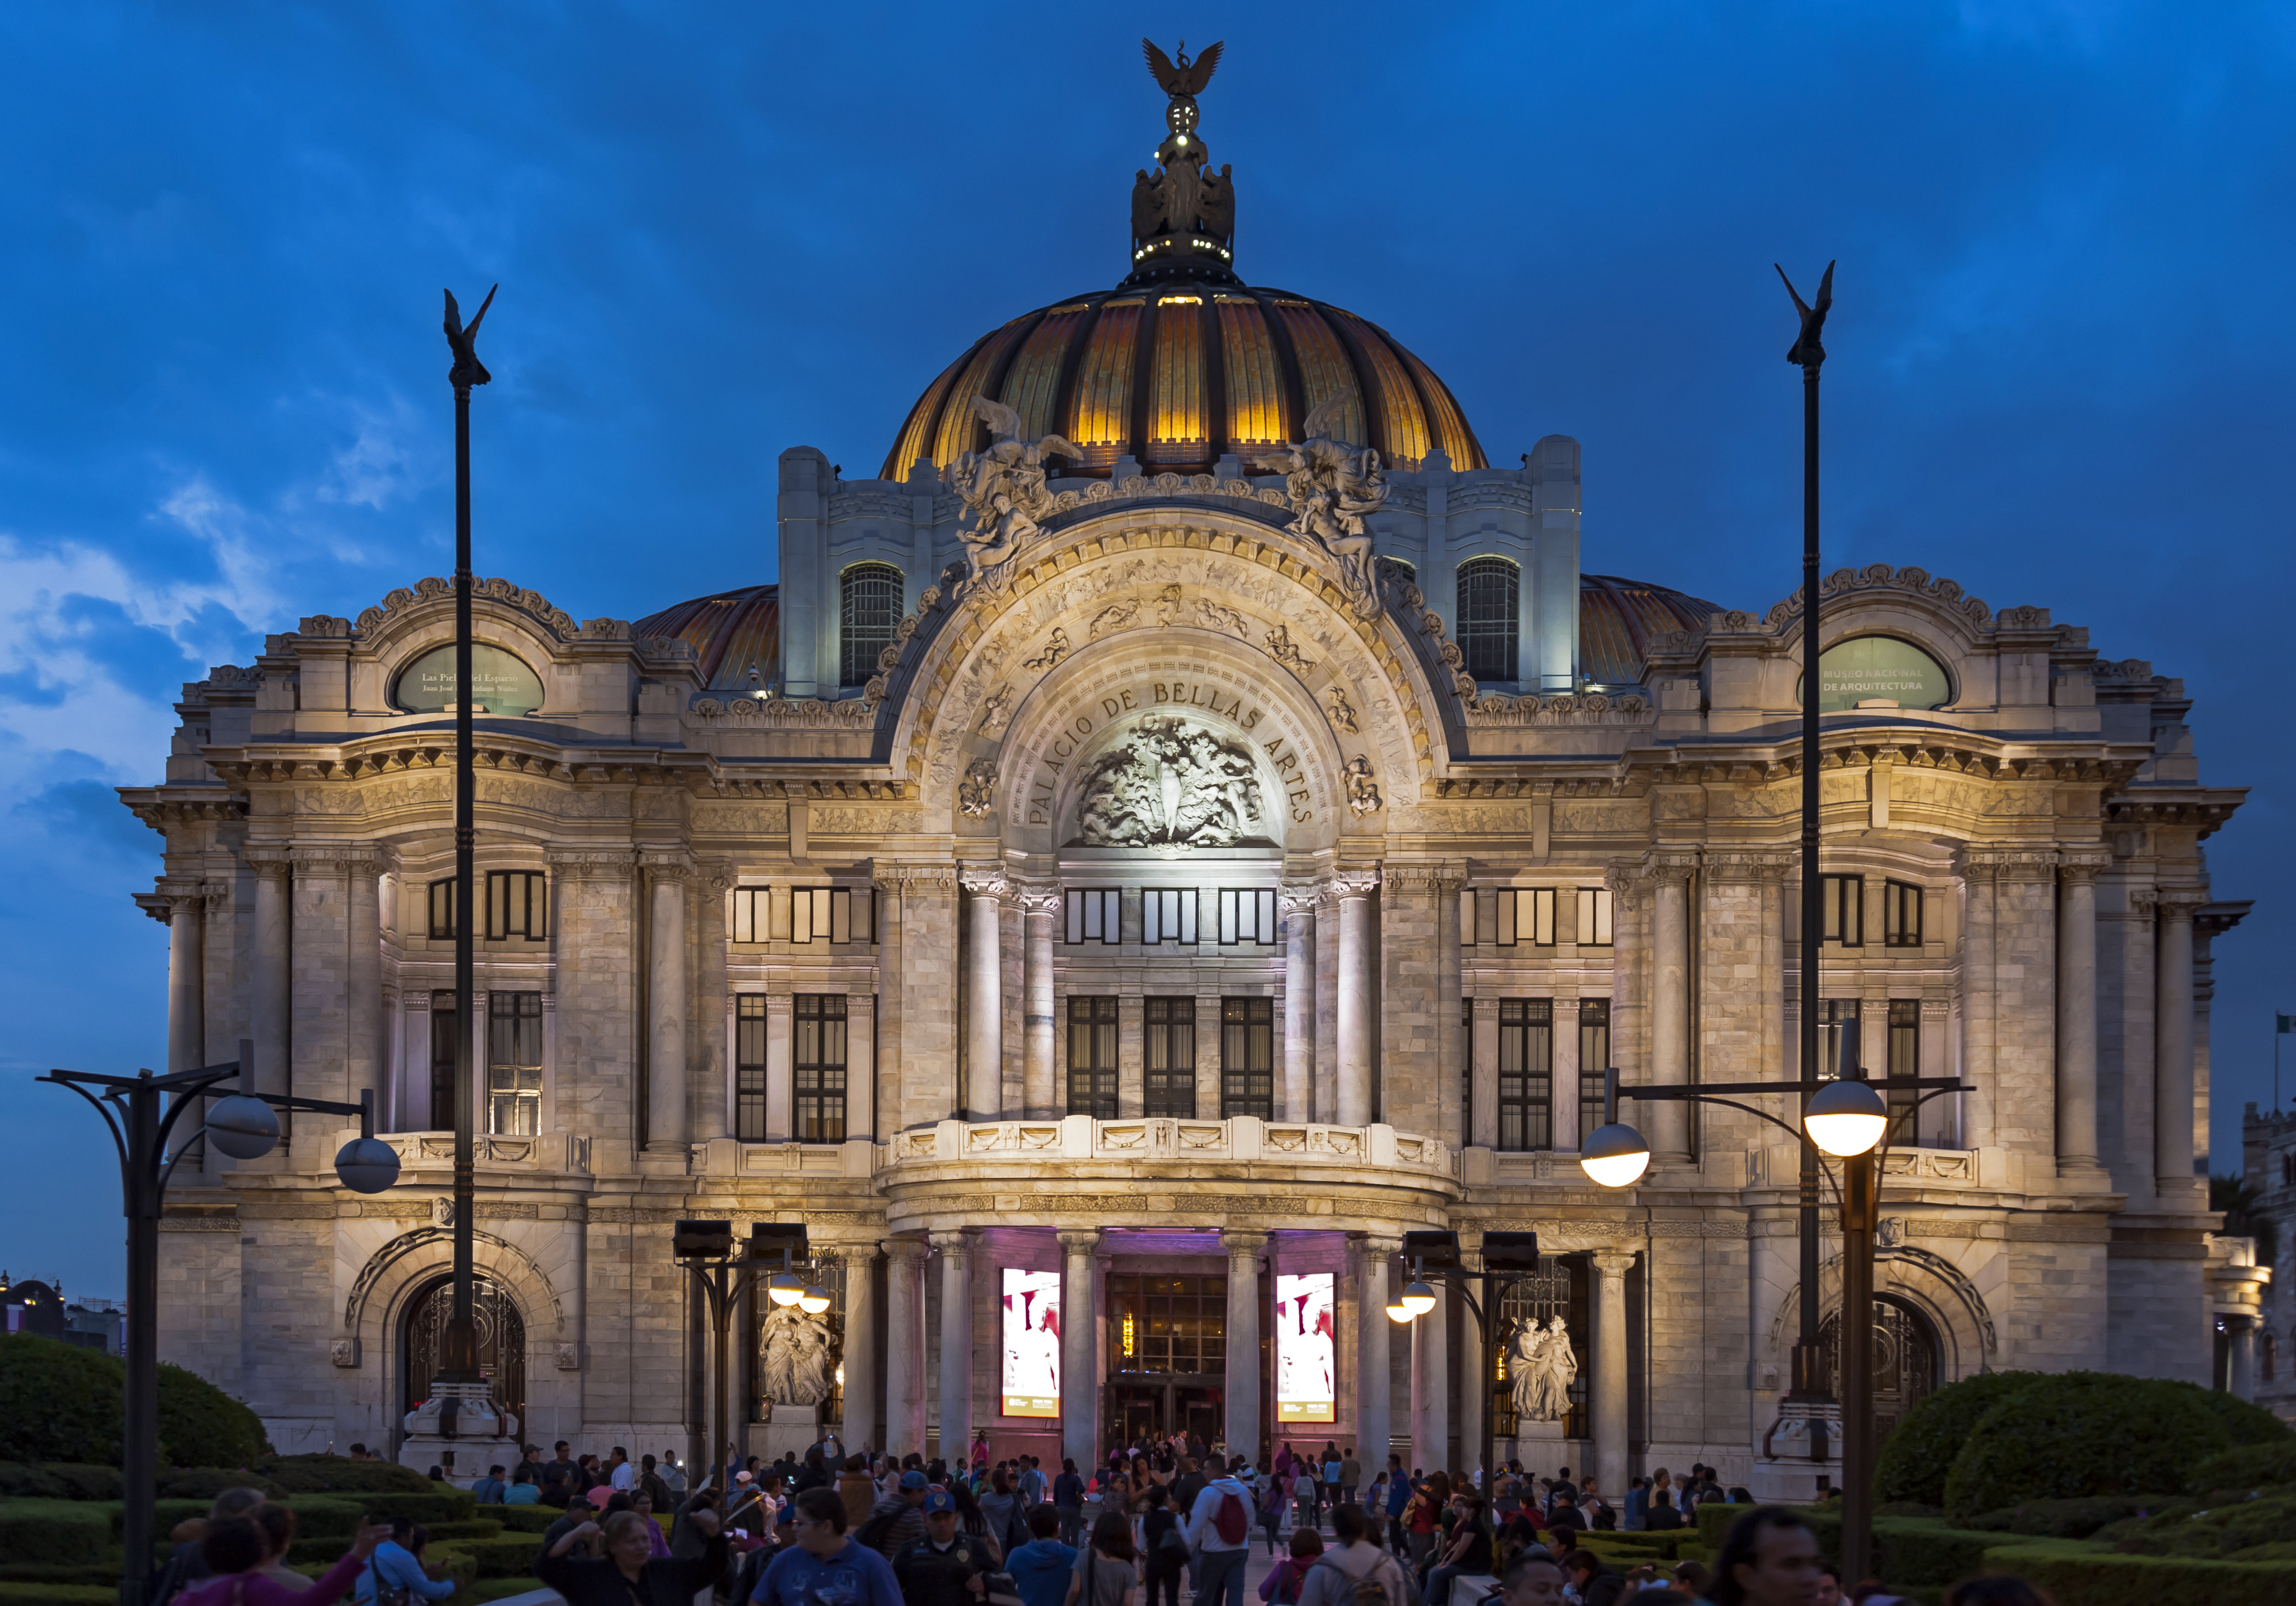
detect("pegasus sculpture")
[1252,394,1390,615]
[947,396,1081,592]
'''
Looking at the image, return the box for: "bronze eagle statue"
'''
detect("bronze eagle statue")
[1776,260,1834,370]
[444,285,498,392]
[1142,37,1222,98]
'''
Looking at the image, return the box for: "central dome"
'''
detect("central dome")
[879,287,1487,483]
[880,41,1483,483]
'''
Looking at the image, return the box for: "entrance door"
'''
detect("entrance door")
[1105,1381,1226,1452]
[403,1273,527,1431]
[1108,1385,1160,1452]
[1176,1387,1221,1449]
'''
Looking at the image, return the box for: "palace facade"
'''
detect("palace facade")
[127,49,2257,1491]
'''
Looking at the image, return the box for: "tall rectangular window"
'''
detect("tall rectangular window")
[1575,887,1614,946]
[1819,999,1862,1078]
[1217,888,1277,944]
[840,562,903,689]
[429,989,458,1130]
[1882,880,1923,947]
[735,995,768,1141]
[1065,888,1121,944]
[733,888,765,943]
[1455,555,1520,684]
[1497,889,1556,947]
[1220,997,1274,1119]
[791,887,872,944]
[1067,996,1119,1117]
[486,992,542,1136]
[1144,998,1197,1118]
[1142,888,1199,943]
[486,871,546,941]
[1888,999,1921,1140]
[1578,999,1612,1145]
[1497,1000,1554,1151]
[1821,876,1865,945]
[427,879,456,940]
[794,995,849,1143]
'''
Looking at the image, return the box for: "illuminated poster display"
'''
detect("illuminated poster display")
[1001,1268,1061,1417]
[1275,1271,1336,1423]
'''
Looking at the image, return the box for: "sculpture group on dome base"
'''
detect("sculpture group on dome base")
[1252,393,1392,617]
[949,396,1081,595]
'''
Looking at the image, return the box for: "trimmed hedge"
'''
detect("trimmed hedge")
[1960,1496,2165,1538]
[0,1338,266,1470]
[0,1506,111,1569]
[0,1585,116,1606]
[2192,1441,2296,1495]
[1978,1538,2296,1606]
[156,1470,286,1503]
[454,1536,546,1579]
[469,1577,547,1603]
[0,1570,116,1588]
[257,1456,434,1495]
[2198,1389,2295,1449]
[485,1506,558,1533]
[2094,1488,2296,1558]
[1942,1373,2231,1521]
[1873,1370,2046,1508]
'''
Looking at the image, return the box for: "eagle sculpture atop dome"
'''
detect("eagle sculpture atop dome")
[1127,38,1237,287]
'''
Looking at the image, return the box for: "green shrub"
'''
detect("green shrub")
[0,1583,118,1606]
[0,1477,61,1506]
[156,1470,286,1502]
[0,1569,117,1588]
[0,1503,115,1567]
[1942,1373,2231,1522]
[2192,1441,2296,1494]
[486,1506,558,1533]
[469,1577,547,1603]
[456,1536,547,1578]
[1874,1370,2047,1507]
[1959,1496,2163,1538]
[156,1365,267,1470]
[2094,1489,2296,1558]
[256,1457,434,1495]
[1977,1538,2296,1606]
[39,1472,119,1506]
[2196,1389,2295,1449]
[0,1338,266,1470]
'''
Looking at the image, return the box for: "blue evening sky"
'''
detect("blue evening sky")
[3,3,2290,1296]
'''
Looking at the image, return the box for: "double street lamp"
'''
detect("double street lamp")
[1577,1052,1965,1584]
[1381,1230,1543,1493]
[41,1040,399,1606]
[672,1221,824,1490]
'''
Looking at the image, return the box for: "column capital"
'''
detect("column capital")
[1279,884,1320,918]
[1604,859,1650,910]
[1644,850,1700,886]
[1589,1247,1637,1277]
[1332,865,1381,899]
[959,863,1009,899]
[202,880,234,912]
[1015,882,1063,918]
[1382,861,1467,894]
[1220,1228,1270,1257]
[1704,851,1795,886]
[1056,1229,1104,1254]
[2058,848,2113,883]
[1469,996,1502,1020]
[547,849,638,882]
[2158,887,2211,918]
[638,847,697,879]
[1956,846,2059,883]
[1357,1232,1404,1257]
[929,1227,976,1259]
[886,1235,930,1266]
[244,844,293,881]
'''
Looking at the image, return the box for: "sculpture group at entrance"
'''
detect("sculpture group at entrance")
[1508,1314,1579,1424]
[1074,716,1268,847]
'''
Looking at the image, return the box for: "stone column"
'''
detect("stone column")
[873,867,906,1132]
[1282,889,1317,1122]
[646,861,690,1158]
[1650,857,1696,1162]
[2056,854,2108,1179]
[694,867,732,1142]
[841,1245,881,1453]
[1553,996,1582,1151]
[1409,1277,1448,1473]
[1456,1231,1485,1477]
[2156,890,2205,1202]
[1060,1230,1102,1469]
[1356,1235,1398,1471]
[1223,1229,1267,1463]
[1958,854,1998,1148]
[885,1237,929,1456]
[845,989,875,1143]
[345,857,382,1123]
[288,848,351,1162]
[1314,887,1340,1121]
[1590,1249,1633,1500]
[163,884,207,1074]
[934,1230,975,1461]
[1436,868,1466,1141]
[1335,870,1380,1126]
[764,993,794,1143]
[1021,886,1062,1118]
[1469,998,1500,1149]
[961,866,1007,1121]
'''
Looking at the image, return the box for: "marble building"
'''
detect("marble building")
[125,47,2254,1492]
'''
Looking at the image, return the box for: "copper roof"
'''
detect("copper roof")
[879,285,1486,481]
[633,584,779,694]
[1579,573,1721,687]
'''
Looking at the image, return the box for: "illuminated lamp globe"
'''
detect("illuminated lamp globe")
[204,1095,281,1161]
[1385,1295,1415,1324]
[1579,1122,1653,1189]
[799,1284,831,1315]
[333,1136,402,1195]
[1804,1077,1889,1156]
[767,1271,806,1307]
[1398,1280,1438,1319]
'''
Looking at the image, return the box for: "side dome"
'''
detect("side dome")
[879,287,1486,482]
[1579,573,1721,688]
[634,584,779,694]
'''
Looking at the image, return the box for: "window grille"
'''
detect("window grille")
[487,871,546,941]
[789,887,871,944]
[1492,1259,1588,1438]
[429,989,459,1130]
[840,562,902,688]
[1142,888,1199,944]
[794,995,848,1142]
[1067,996,1119,1117]
[486,992,542,1136]
[1494,888,1556,947]
[1497,1000,1554,1151]
[1821,876,1865,945]
[735,996,768,1141]
[1575,887,1614,946]
[1578,1000,1611,1146]
[1882,880,1923,947]
[1220,997,1274,1118]
[1455,555,1520,684]
[1108,1273,1228,1375]
[1144,998,1197,1118]
[1066,889,1121,944]
[1888,1000,1921,1138]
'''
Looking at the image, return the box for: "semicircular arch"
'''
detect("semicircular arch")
[1766,1244,1998,1387]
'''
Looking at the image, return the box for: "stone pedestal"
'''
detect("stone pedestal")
[1751,1399,1843,1504]
[751,1402,825,1463]
[398,1381,519,1486]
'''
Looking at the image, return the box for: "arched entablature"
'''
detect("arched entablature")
[345,582,622,724]
[1703,566,2017,718]
[893,507,1454,834]
[1768,1241,2000,1385]
[344,1223,567,1349]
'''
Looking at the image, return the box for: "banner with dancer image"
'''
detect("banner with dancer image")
[1001,1268,1061,1417]
[1275,1271,1335,1422]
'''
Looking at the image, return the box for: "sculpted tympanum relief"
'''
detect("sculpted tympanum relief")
[1073,716,1268,847]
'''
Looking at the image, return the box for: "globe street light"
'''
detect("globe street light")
[1380,1231,1544,1486]
[1577,1120,1653,1189]
[1803,1077,1889,1158]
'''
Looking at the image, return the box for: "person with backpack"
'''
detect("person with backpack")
[1258,1529,1325,1606]
[1257,1464,1289,1555]
[1182,1460,1254,1606]
[1053,1460,1088,1549]
[1137,1485,1186,1606]
[1295,1505,1413,1606]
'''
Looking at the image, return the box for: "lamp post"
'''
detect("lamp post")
[674,1221,813,1492]
[1579,1052,1963,1584]
[1380,1230,1543,1489]
[41,1039,399,1606]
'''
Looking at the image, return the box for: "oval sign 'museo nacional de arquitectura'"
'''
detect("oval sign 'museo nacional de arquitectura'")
[1800,635,1954,713]
[391,644,547,718]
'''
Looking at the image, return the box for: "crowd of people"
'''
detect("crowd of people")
[139,1436,2066,1606]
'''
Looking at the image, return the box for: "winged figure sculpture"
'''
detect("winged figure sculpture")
[443,285,497,392]
[1142,38,1223,98]
[948,396,1082,592]
[1251,393,1389,615]
[1777,260,1835,369]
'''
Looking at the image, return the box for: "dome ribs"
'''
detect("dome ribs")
[879,346,972,481]
[929,312,1040,467]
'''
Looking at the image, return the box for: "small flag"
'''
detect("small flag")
[2280,1014,2296,1034]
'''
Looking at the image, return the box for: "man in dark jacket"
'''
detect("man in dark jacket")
[1051,1460,1087,1548]
[892,1490,989,1606]
[861,1469,933,1561]
[1558,1549,1623,1606]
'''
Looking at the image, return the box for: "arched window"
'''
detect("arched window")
[839,563,903,688]
[1456,556,1519,684]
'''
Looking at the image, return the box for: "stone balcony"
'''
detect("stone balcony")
[884,1114,1454,1174]
[381,1131,592,1176]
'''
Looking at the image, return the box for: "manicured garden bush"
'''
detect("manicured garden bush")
[0,1583,116,1606]
[0,1568,117,1588]
[0,1477,61,1505]
[0,1337,266,1470]
[1872,1369,2046,1507]
[2191,1440,2296,1494]
[1976,1538,2296,1606]
[1960,1495,2165,1538]
[1941,1373,2231,1522]
[487,1505,558,1533]
[34,1473,119,1506]
[2196,1388,2295,1448]
[256,1456,434,1495]
[155,1470,285,1502]
[2094,1488,2296,1558]
[0,1505,112,1569]
[455,1535,544,1578]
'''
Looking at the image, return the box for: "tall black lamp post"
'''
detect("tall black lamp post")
[41,1041,399,1606]
[1381,1230,1543,1487]
[673,1221,821,1490]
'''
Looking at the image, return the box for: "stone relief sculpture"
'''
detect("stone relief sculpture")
[1022,628,1071,671]
[958,759,998,818]
[760,1302,834,1407]
[1089,599,1140,640]
[948,397,1082,593]
[1325,683,1359,733]
[1195,598,1252,638]
[1343,755,1382,816]
[977,685,1014,737]
[1509,1315,1577,1424]
[1264,623,1314,674]
[1074,716,1267,847]
[1155,584,1185,627]
[1252,395,1390,617]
